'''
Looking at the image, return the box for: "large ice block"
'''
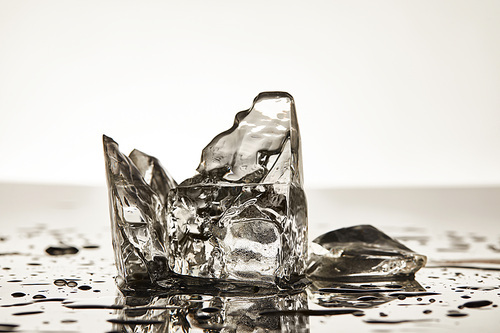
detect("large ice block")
[168,92,307,286]
[103,92,308,289]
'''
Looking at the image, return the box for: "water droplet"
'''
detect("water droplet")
[12,311,44,316]
[78,285,92,291]
[54,279,67,286]
[462,300,492,308]
[32,294,46,299]
[45,246,79,255]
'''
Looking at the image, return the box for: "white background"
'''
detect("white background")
[1,0,499,188]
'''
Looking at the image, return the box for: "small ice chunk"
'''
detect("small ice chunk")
[307,225,426,279]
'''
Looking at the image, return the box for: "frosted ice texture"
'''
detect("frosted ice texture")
[103,92,307,289]
[307,225,426,279]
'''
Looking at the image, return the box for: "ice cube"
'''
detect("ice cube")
[103,92,308,289]
[167,92,307,286]
[307,225,426,279]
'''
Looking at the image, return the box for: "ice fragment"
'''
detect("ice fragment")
[307,225,426,279]
[103,136,172,288]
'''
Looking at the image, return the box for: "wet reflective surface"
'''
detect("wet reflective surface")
[1,184,499,332]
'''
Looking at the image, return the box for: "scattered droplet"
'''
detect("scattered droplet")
[461,300,492,308]
[78,285,92,291]
[45,246,79,255]
[11,292,25,298]
[54,279,67,286]
[32,294,46,299]
[1,300,34,308]
[12,311,44,316]
[34,298,65,303]
[21,283,50,286]
[447,312,468,317]
[0,323,19,332]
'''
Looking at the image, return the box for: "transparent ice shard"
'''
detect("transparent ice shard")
[307,225,426,279]
[103,136,173,289]
[103,92,308,289]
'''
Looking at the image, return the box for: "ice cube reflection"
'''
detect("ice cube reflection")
[112,291,309,333]
[308,279,426,309]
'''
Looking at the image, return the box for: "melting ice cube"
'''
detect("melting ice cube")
[103,92,308,290]
[307,225,426,280]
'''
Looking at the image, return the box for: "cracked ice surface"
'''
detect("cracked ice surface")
[103,92,307,290]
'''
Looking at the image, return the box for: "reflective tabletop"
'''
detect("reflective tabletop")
[1,183,499,332]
